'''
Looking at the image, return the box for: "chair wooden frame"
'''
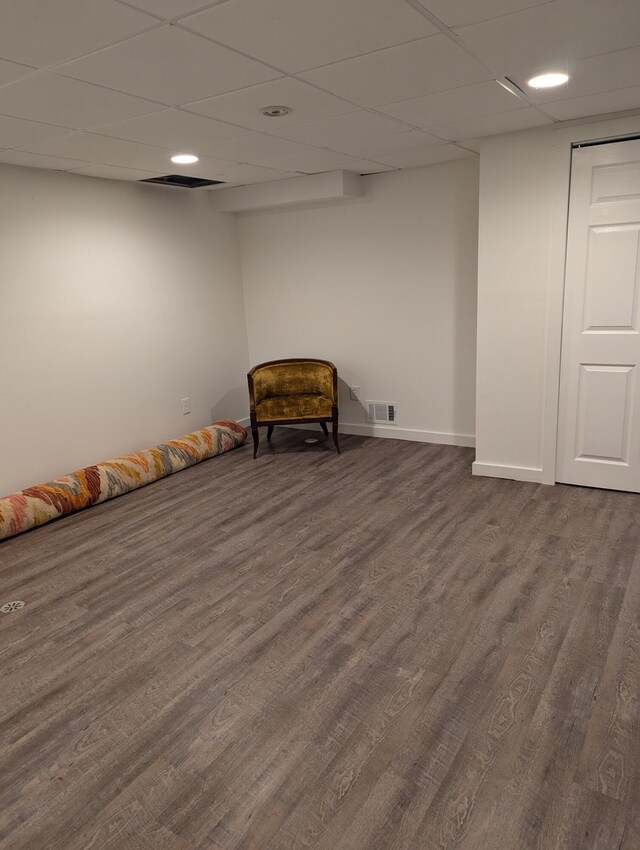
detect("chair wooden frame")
[247,358,340,458]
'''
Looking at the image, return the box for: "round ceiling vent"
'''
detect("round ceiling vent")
[260,105,293,117]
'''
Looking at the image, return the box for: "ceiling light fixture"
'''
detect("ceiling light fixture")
[171,153,199,164]
[260,105,293,117]
[527,72,569,89]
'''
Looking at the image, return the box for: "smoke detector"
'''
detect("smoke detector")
[260,105,293,117]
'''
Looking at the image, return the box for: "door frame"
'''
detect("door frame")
[553,131,640,486]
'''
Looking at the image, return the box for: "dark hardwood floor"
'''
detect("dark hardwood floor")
[1,428,640,849]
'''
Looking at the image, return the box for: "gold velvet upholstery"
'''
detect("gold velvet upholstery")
[252,362,333,405]
[248,358,339,457]
[255,393,332,421]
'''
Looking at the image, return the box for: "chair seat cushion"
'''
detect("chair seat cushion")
[256,393,332,422]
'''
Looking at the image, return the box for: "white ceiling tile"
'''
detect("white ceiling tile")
[378,80,524,127]
[339,160,397,174]
[0,57,35,87]
[456,5,564,74]
[205,162,300,184]
[374,144,476,169]
[415,0,555,27]
[20,131,256,178]
[248,151,395,176]
[183,77,357,131]
[23,133,179,171]
[3,0,638,184]
[252,148,364,174]
[56,25,279,106]
[542,85,640,121]
[255,154,396,175]
[123,0,223,20]
[0,115,74,149]
[181,0,437,73]
[0,0,158,68]
[514,46,640,104]
[202,133,318,165]
[170,155,255,179]
[0,150,93,170]
[300,36,491,106]
[166,146,258,180]
[330,130,445,159]
[68,163,162,181]
[92,108,249,153]
[570,0,640,59]
[0,73,161,129]
[458,138,482,152]
[457,0,640,79]
[427,107,552,141]
[269,111,409,147]
[201,181,241,191]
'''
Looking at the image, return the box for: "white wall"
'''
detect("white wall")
[237,158,479,446]
[0,164,248,494]
[475,113,640,484]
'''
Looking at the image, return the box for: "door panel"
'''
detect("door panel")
[591,160,640,204]
[575,364,634,463]
[557,138,640,491]
[583,226,640,331]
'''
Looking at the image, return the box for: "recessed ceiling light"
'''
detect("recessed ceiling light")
[171,153,199,164]
[260,105,293,117]
[527,72,569,89]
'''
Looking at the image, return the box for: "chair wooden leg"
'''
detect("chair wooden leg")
[267,425,274,442]
[320,422,328,438]
[332,420,340,454]
[251,426,260,458]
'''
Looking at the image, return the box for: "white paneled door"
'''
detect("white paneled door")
[557,138,640,491]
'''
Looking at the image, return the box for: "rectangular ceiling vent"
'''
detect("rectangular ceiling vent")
[140,174,225,188]
[366,400,398,425]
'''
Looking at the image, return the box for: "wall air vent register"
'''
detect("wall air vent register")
[366,401,398,425]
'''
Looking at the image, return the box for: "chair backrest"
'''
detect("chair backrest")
[249,359,336,404]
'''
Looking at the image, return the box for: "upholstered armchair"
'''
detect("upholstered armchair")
[247,358,339,458]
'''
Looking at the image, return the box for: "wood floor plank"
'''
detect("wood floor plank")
[1,429,640,849]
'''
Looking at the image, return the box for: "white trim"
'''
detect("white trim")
[341,422,475,447]
[236,416,250,428]
[282,421,475,448]
[472,461,545,484]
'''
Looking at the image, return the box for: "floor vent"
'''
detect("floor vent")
[366,401,398,425]
[140,175,225,188]
[1,600,25,613]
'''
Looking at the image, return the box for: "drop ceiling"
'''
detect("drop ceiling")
[0,0,639,188]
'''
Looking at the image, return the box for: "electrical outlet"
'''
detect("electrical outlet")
[349,386,360,401]
[181,397,191,415]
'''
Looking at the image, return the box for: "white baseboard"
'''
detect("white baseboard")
[274,420,474,448]
[340,422,475,448]
[236,416,250,428]
[472,461,545,484]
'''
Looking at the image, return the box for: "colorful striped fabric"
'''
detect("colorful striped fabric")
[0,420,246,542]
